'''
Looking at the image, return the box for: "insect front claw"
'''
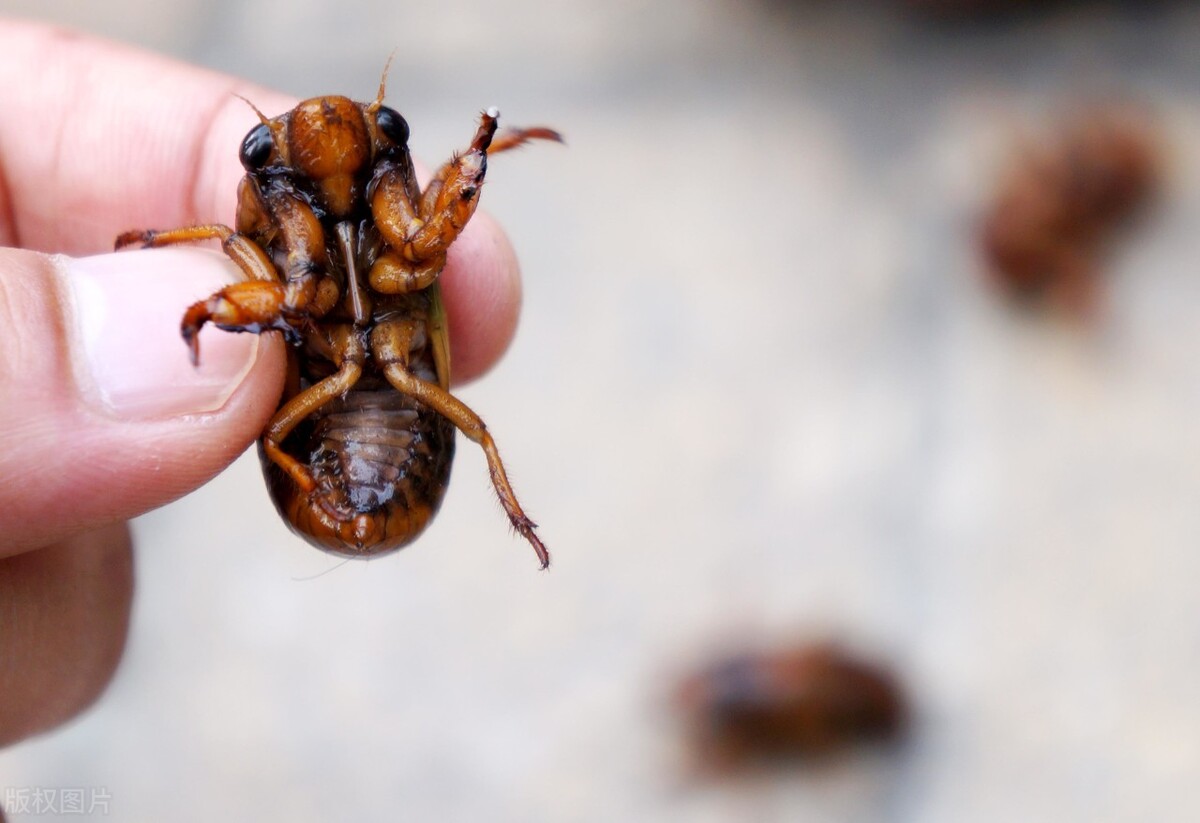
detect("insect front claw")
[509,513,549,569]
[469,110,501,154]
[181,299,211,366]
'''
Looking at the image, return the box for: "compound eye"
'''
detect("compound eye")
[239,123,274,170]
[376,106,409,146]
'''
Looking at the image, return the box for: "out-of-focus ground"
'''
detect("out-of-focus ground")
[3,1,1200,821]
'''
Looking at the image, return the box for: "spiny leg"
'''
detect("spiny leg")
[179,265,326,365]
[411,110,501,256]
[372,319,549,568]
[384,363,549,568]
[412,111,562,255]
[180,280,298,365]
[367,111,561,294]
[366,114,495,290]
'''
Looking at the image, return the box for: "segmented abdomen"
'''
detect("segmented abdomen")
[263,381,456,557]
[311,387,453,511]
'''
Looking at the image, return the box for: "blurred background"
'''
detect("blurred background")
[3,0,1200,820]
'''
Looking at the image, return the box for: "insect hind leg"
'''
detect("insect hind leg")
[261,327,366,523]
[372,319,550,569]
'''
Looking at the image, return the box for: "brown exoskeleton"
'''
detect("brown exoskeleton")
[981,108,1159,317]
[117,76,559,567]
[676,643,906,769]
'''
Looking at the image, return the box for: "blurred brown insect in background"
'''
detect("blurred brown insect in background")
[676,642,907,770]
[117,75,560,567]
[980,107,1160,318]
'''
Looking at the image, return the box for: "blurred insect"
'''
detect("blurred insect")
[117,74,560,567]
[676,642,906,769]
[981,108,1159,317]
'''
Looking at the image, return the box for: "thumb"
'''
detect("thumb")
[0,247,285,557]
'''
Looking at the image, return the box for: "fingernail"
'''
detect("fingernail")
[64,248,260,419]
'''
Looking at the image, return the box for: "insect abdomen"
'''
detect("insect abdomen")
[263,384,456,557]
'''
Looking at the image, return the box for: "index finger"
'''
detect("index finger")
[0,21,285,254]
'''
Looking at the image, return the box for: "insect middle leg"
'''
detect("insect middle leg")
[372,318,550,568]
[116,224,279,282]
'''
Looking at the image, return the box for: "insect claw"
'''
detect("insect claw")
[523,127,564,144]
[114,229,151,250]
[470,111,500,154]
[182,327,202,367]
[528,127,564,144]
[181,299,211,366]
[486,126,565,155]
[511,515,549,569]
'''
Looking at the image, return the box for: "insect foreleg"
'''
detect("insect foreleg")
[367,113,561,296]
[366,111,497,296]
[180,280,312,366]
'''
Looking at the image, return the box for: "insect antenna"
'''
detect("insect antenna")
[367,52,397,114]
[233,93,272,127]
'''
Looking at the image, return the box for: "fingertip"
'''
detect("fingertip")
[440,208,523,384]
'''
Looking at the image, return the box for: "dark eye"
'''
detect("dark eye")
[376,106,409,146]
[239,123,274,170]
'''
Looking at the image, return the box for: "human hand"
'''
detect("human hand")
[0,20,526,746]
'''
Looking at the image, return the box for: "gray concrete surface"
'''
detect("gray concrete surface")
[2,1,1200,821]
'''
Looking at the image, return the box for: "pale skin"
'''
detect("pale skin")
[0,22,527,750]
